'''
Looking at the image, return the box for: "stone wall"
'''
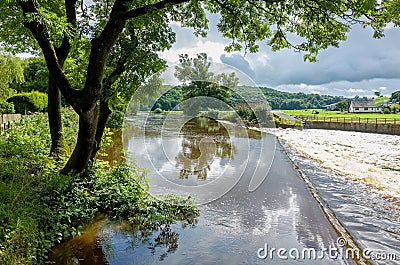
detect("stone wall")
[0,114,21,132]
[306,121,400,135]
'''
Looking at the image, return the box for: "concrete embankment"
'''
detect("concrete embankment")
[305,121,400,135]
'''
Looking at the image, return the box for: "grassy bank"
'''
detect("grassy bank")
[0,109,198,264]
[279,109,400,119]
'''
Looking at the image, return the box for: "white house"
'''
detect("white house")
[348,101,381,113]
[324,103,338,111]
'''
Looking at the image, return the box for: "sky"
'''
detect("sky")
[160,13,400,98]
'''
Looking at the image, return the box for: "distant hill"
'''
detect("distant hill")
[149,85,346,111]
[232,86,345,110]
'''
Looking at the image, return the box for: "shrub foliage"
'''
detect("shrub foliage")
[6,91,48,114]
[0,101,15,114]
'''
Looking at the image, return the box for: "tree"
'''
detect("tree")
[374,91,381,97]
[18,57,48,94]
[175,53,238,115]
[391,91,400,102]
[336,100,349,112]
[0,52,25,101]
[0,0,389,175]
[390,104,399,113]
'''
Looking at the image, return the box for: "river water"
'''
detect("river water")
[49,114,399,264]
[279,139,400,265]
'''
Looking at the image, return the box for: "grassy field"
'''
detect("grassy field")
[374,96,390,106]
[278,109,400,119]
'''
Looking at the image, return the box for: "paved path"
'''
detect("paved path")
[272,111,299,121]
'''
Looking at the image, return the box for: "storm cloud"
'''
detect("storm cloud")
[160,15,400,97]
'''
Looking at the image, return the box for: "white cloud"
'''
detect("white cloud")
[348,88,366,93]
[160,40,227,64]
[379,86,387,90]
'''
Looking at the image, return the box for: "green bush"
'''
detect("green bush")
[200,109,219,120]
[219,111,238,123]
[235,104,272,127]
[106,110,125,128]
[7,91,48,114]
[153,107,163,113]
[0,101,15,114]
[236,105,253,122]
[253,105,273,127]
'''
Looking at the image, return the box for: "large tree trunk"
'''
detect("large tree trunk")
[90,99,112,161]
[48,74,67,156]
[61,108,98,175]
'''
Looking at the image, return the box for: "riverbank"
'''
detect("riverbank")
[263,128,400,198]
[0,111,198,265]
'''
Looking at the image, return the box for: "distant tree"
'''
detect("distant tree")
[151,86,182,111]
[18,57,48,94]
[374,91,381,97]
[390,104,399,113]
[336,100,349,112]
[174,53,238,115]
[0,52,25,101]
[391,91,400,102]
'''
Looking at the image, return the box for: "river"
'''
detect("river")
[49,113,399,264]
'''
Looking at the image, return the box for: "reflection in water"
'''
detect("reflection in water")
[50,114,358,264]
[97,129,125,168]
[48,215,192,264]
[175,118,235,180]
[48,214,109,265]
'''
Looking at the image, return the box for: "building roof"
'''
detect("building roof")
[324,103,338,107]
[350,101,378,108]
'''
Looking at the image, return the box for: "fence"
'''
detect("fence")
[298,115,400,125]
[0,114,21,132]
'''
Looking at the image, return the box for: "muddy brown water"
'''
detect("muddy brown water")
[48,114,399,264]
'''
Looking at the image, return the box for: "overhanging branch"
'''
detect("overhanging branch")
[121,0,192,20]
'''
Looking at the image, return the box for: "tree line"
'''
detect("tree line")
[149,85,346,111]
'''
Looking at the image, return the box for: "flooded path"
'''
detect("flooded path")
[50,115,374,264]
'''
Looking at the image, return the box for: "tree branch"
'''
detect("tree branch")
[82,1,129,109]
[121,0,191,20]
[17,0,82,110]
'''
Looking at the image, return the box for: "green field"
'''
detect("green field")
[278,109,400,119]
[374,96,391,106]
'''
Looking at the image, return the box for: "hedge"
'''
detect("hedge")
[7,91,48,114]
